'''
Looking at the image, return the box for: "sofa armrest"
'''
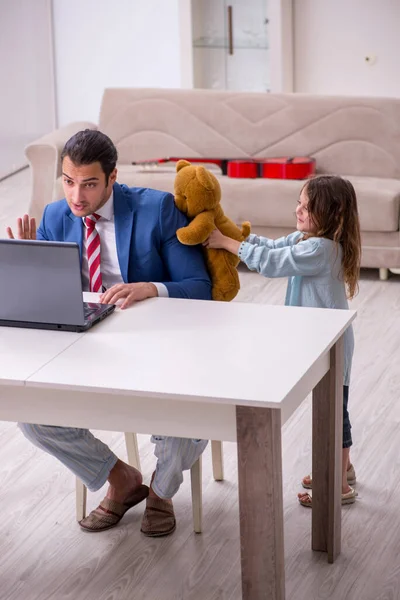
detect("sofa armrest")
[25,121,97,220]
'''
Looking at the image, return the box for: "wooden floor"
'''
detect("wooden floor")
[1,169,400,600]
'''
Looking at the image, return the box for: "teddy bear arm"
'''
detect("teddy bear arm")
[217,214,245,241]
[241,221,251,239]
[177,211,216,245]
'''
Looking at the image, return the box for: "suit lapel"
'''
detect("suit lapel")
[113,183,134,283]
[63,211,83,265]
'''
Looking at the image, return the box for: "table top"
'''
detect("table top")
[0,293,102,385]
[23,296,355,411]
[0,324,82,385]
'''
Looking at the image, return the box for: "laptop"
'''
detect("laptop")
[0,239,115,332]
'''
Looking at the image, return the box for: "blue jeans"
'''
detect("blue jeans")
[343,385,352,448]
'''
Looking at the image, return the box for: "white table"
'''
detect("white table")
[0,295,355,600]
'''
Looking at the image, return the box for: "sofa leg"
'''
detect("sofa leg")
[379,268,389,281]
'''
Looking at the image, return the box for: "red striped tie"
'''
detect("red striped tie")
[85,213,102,293]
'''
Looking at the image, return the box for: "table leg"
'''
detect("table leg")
[236,405,285,600]
[312,336,344,563]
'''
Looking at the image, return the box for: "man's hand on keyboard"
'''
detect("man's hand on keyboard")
[100,282,158,309]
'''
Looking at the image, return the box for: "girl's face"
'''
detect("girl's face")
[296,188,316,234]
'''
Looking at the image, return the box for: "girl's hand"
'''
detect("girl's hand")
[203,229,242,255]
[203,228,228,249]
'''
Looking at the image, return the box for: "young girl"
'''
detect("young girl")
[204,175,361,506]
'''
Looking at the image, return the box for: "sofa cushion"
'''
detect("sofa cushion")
[345,176,400,232]
[244,226,400,269]
[54,168,400,234]
[248,226,400,249]
[115,167,400,233]
[216,175,400,233]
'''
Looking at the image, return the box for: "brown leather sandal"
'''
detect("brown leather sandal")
[302,463,356,489]
[298,486,358,508]
[79,484,149,532]
[140,496,176,537]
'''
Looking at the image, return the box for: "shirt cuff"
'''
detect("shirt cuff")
[238,241,249,261]
[152,282,169,298]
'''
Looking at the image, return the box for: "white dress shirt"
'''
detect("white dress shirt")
[81,191,168,297]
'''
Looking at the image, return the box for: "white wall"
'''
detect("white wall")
[52,0,295,126]
[52,0,183,126]
[0,0,55,178]
[294,0,400,97]
[269,0,293,92]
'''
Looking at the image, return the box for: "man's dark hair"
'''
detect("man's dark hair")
[61,129,118,184]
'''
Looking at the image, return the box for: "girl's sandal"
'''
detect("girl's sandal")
[301,463,356,489]
[298,486,358,508]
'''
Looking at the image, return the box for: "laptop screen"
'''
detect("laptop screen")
[0,239,85,326]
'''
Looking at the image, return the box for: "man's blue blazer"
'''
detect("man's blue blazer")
[37,182,212,300]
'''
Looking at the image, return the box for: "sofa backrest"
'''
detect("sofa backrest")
[99,88,400,179]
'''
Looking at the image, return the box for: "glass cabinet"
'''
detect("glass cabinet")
[191,0,270,91]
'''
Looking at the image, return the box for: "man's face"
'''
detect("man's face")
[62,156,117,217]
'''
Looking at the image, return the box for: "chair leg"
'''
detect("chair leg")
[124,433,141,471]
[211,440,224,481]
[191,455,202,534]
[379,268,389,281]
[76,476,87,521]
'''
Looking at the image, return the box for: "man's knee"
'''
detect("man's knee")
[152,436,208,471]
[18,423,55,450]
[180,439,208,471]
[19,422,39,442]
[151,437,208,498]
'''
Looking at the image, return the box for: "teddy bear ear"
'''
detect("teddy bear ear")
[196,166,217,191]
[176,159,191,172]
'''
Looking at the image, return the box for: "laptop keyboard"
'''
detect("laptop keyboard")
[83,303,100,319]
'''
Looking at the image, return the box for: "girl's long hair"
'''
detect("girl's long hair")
[301,175,361,299]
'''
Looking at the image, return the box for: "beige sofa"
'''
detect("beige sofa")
[26,88,400,279]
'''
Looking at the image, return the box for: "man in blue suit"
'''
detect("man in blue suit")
[7,129,211,537]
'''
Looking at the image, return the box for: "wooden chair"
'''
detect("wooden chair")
[75,435,223,533]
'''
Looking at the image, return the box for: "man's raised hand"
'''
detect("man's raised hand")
[6,214,37,240]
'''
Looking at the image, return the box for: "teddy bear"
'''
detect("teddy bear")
[174,159,251,302]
